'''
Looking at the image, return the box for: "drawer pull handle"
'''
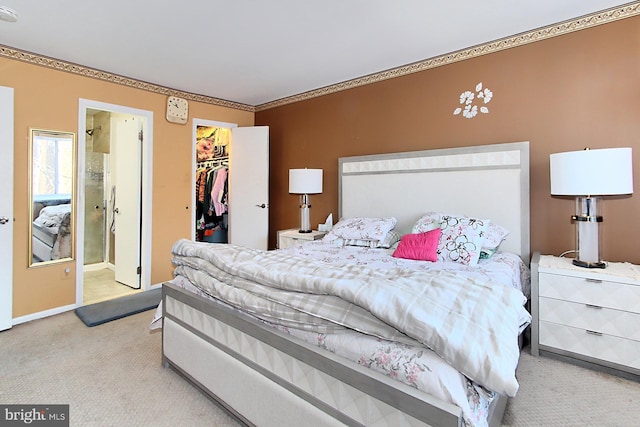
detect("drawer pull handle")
[586,330,603,336]
[585,278,603,283]
[585,304,603,309]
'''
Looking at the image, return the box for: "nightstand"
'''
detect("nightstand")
[277,229,326,249]
[530,252,640,379]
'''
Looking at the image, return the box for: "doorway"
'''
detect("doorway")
[191,119,270,250]
[193,119,236,243]
[77,100,154,306]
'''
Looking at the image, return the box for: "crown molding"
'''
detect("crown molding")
[1,2,638,114]
[255,1,640,111]
[0,45,256,113]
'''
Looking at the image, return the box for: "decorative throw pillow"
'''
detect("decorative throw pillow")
[331,230,402,249]
[483,222,509,250]
[480,246,499,260]
[332,238,378,248]
[414,211,508,253]
[324,217,398,242]
[392,229,441,261]
[378,230,402,248]
[411,212,443,233]
[437,215,488,266]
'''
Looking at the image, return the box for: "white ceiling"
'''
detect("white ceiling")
[0,1,633,107]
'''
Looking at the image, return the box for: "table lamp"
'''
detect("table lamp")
[289,168,323,233]
[550,147,633,268]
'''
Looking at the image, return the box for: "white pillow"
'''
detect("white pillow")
[412,214,442,234]
[483,222,509,250]
[324,217,398,242]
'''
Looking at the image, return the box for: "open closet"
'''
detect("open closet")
[191,121,270,250]
[195,125,230,243]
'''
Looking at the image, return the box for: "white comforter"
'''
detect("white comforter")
[33,204,71,230]
[171,239,530,397]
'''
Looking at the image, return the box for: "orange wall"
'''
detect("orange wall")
[1,57,254,317]
[257,16,640,264]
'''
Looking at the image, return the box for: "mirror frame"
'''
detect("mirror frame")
[28,128,77,267]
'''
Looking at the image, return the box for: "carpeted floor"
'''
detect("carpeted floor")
[0,310,638,426]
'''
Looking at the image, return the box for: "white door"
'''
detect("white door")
[113,115,141,288]
[228,126,269,250]
[0,86,14,331]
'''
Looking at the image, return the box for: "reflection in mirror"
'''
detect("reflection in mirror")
[29,128,76,267]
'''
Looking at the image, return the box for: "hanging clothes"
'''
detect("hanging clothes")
[210,167,228,217]
[195,157,229,242]
[109,185,116,234]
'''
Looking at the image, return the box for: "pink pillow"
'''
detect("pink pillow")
[392,229,441,261]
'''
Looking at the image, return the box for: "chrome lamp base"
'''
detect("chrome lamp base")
[572,196,606,268]
[298,194,312,233]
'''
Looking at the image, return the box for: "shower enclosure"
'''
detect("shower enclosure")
[84,112,110,266]
[84,150,106,265]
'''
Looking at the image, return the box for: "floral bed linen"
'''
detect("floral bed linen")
[155,276,494,427]
[281,239,531,297]
[158,239,532,427]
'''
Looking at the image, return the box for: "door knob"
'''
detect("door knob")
[255,203,268,209]
[114,208,120,214]
[0,216,9,225]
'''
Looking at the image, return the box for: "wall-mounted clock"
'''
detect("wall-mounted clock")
[166,96,189,124]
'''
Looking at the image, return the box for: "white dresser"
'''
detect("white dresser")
[530,252,640,378]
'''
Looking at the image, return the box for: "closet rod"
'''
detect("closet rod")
[197,157,229,168]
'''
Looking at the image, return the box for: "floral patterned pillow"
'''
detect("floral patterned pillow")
[437,215,488,266]
[411,212,443,234]
[330,230,402,249]
[413,212,508,252]
[324,217,398,242]
[483,222,509,250]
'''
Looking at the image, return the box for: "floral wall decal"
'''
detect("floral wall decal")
[453,82,493,119]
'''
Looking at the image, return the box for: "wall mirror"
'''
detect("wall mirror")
[29,128,76,267]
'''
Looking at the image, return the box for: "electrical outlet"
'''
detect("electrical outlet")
[61,267,72,280]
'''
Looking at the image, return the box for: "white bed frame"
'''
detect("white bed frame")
[162,141,530,427]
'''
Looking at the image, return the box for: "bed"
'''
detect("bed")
[158,141,531,427]
[32,203,72,262]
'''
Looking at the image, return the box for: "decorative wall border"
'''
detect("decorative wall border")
[1,2,638,113]
[0,45,255,113]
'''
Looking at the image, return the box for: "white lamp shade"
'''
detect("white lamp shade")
[289,169,323,194]
[550,147,633,196]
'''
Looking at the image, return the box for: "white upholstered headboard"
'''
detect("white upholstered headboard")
[339,141,530,261]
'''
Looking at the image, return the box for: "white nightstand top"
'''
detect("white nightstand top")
[278,229,326,240]
[538,254,640,283]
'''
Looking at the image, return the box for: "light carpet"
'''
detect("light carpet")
[0,310,638,427]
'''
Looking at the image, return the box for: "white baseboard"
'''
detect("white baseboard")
[12,283,164,326]
[149,282,163,290]
[12,303,77,326]
[83,262,107,272]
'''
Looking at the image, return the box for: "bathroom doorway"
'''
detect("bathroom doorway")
[77,100,154,306]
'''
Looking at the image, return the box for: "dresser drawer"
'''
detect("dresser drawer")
[539,272,640,313]
[539,321,640,370]
[539,297,640,341]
